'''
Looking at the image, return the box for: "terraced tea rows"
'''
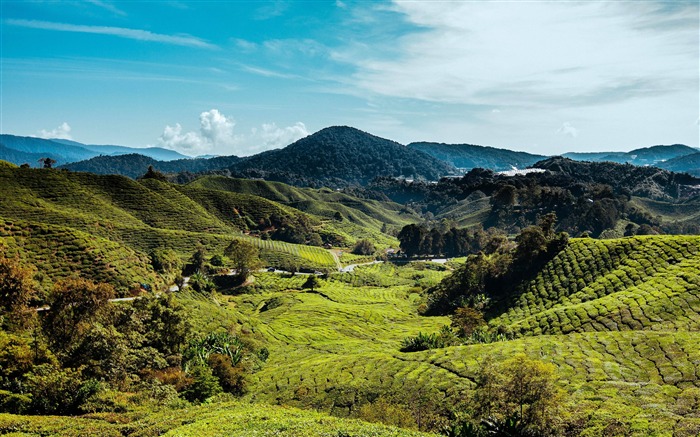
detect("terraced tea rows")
[493,236,700,336]
[219,237,700,435]
[0,401,434,436]
[0,218,161,294]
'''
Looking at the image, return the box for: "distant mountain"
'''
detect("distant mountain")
[0,134,96,165]
[52,139,189,161]
[562,151,627,162]
[563,144,696,166]
[0,144,64,167]
[60,153,242,178]
[657,152,700,177]
[229,126,455,187]
[0,134,190,167]
[408,142,547,171]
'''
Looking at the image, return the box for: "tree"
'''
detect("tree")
[352,239,375,255]
[42,278,115,354]
[0,254,37,329]
[224,240,261,281]
[141,165,168,182]
[149,248,182,273]
[37,157,56,169]
[187,246,207,275]
[490,185,517,209]
[473,354,562,436]
[450,306,485,338]
[302,275,322,292]
[398,224,427,257]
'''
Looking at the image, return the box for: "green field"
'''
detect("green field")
[0,401,434,436]
[210,238,700,436]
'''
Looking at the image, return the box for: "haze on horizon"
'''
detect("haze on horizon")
[1,0,698,157]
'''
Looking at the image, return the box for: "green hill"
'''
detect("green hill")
[491,236,700,336]
[0,167,368,286]
[408,141,546,171]
[229,126,455,187]
[59,153,242,178]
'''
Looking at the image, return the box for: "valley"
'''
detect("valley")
[1,144,700,436]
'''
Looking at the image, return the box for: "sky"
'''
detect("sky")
[1,0,698,157]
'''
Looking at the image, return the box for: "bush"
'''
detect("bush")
[352,239,376,255]
[207,353,246,396]
[23,364,102,415]
[181,364,222,403]
[400,332,445,352]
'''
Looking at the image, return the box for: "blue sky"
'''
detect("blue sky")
[1,1,698,157]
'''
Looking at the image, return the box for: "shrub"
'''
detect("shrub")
[400,332,445,352]
[207,353,246,396]
[181,364,222,403]
[352,239,376,255]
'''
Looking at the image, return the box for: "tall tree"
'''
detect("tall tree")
[0,253,36,329]
[224,240,262,281]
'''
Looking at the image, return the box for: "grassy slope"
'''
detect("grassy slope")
[0,168,351,280]
[492,236,700,335]
[0,402,434,437]
[219,238,700,436]
[188,176,415,236]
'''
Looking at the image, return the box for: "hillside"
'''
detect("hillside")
[219,236,700,435]
[0,166,412,287]
[60,153,242,178]
[659,152,700,177]
[408,141,546,171]
[3,163,700,434]
[229,126,455,187]
[533,157,700,200]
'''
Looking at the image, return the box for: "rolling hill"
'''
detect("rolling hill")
[229,126,456,187]
[0,165,415,290]
[216,235,700,435]
[408,141,546,171]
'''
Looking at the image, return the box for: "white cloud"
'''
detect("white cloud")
[557,122,579,138]
[85,0,127,16]
[257,122,309,149]
[346,2,696,109]
[38,122,72,140]
[158,109,308,156]
[159,109,237,155]
[6,19,215,49]
[336,0,347,9]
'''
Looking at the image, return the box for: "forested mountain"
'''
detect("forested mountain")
[533,157,700,200]
[0,134,189,167]
[658,152,700,176]
[60,153,242,178]
[408,141,546,171]
[228,126,455,187]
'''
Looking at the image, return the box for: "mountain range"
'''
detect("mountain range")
[0,134,189,166]
[2,128,699,187]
